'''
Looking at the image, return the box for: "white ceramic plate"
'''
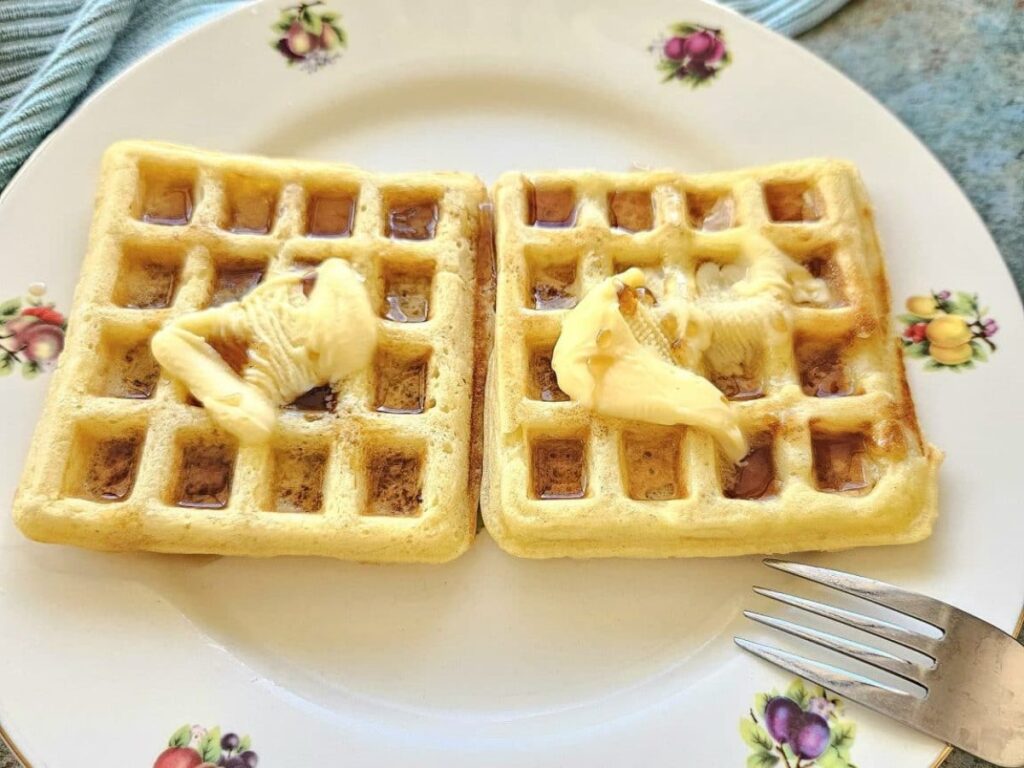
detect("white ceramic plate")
[1,1,1021,766]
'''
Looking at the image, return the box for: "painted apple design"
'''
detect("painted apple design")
[153,747,203,768]
[155,725,258,768]
[271,3,346,71]
[20,322,64,365]
[0,285,67,377]
[1,311,65,369]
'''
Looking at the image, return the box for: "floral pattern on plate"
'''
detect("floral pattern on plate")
[0,283,66,378]
[153,724,258,768]
[900,290,998,370]
[271,2,346,72]
[651,23,730,86]
[741,678,858,768]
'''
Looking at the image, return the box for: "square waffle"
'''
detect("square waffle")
[482,161,942,558]
[14,141,490,563]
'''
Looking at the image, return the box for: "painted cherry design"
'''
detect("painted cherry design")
[153,747,203,768]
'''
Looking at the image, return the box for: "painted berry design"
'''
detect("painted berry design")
[651,23,730,86]
[0,282,66,378]
[271,2,346,72]
[899,290,998,370]
[741,679,857,767]
[153,724,257,768]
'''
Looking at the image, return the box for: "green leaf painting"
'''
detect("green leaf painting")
[168,724,191,748]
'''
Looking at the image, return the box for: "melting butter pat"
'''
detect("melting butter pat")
[152,258,377,444]
[551,268,748,463]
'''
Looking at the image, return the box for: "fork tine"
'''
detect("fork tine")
[754,587,939,656]
[743,610,925,685]
[734,637,918,718]
[764,559,953,629]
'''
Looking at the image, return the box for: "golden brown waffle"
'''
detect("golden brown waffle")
[483,160,942,558]
[14,141,489,563]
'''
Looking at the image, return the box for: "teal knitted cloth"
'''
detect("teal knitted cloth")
[0,0,849,188]
[0,0,241,185]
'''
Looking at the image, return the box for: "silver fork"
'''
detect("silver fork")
[735,559,1024,767]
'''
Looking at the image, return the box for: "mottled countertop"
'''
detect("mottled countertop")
[802,5,1023,764]
[0,1,1021,767]
[803,0,1023,299]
